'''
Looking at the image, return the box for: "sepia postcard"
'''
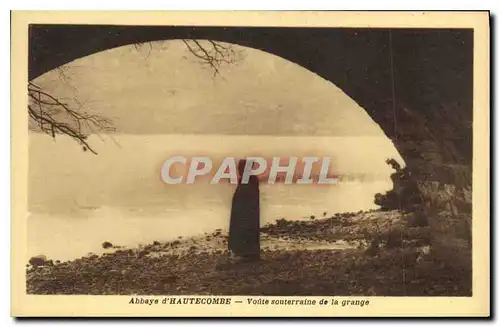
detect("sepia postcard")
[11,11,490,317]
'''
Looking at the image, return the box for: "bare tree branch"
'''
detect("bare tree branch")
[133,42,154,59]
[28,39,242,154]
[28,82,115,155]
[132,39,242,77]
[181,39,241,77]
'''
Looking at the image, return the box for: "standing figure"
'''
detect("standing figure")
[228,159,261,261]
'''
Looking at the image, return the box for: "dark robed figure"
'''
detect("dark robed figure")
[228,160,261,261]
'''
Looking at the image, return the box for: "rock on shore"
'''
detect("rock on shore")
[26,210,471,296]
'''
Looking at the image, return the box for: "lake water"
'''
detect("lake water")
[27,133,401,261]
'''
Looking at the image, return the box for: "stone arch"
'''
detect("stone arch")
[28,25,473,184]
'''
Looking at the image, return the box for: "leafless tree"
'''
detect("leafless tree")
[28,82,114,155]
[181,39,241,77]
[28,39,242,154]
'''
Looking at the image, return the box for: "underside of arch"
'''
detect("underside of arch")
[28,25,473,185]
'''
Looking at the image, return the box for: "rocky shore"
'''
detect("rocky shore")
[26,209,471,296]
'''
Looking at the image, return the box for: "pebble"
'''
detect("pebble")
[102,241,113,249]
[29,255,47,267]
